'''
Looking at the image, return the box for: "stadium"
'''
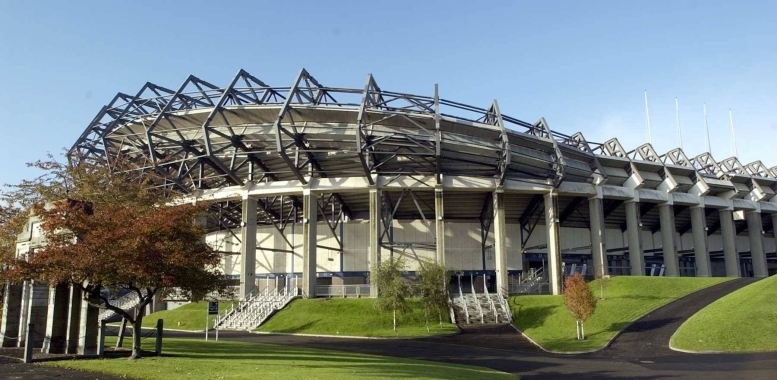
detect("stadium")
[59,67,777,300]
[5,68,777,349]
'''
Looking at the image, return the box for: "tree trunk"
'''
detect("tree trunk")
[581,321,586,340]
[438,310,442,328]
[130,314,143,360]
[129,305,146,360]
[576,320,582,340]
[424,306,429,333]
[393,309,397,332]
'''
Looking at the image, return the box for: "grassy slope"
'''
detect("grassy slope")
[140,301,235,331]
[44,337,516,380]
[257,298,459,337]
[671,275,777,352]
[509,277,730,352]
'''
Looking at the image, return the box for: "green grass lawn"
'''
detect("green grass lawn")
[671,275,777,352]
[43,337,516,380]
[509,276,731,352]
[257,298,459,337]
[138,301,235,331]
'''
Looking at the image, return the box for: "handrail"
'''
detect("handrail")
[497,289,512,322]
[470,276,483,323]
[457,276,469,324]
[482,277,498,323]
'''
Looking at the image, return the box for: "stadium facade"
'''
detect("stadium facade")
[33,68,777,300]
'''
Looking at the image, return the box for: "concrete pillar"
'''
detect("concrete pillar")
[65,285,82,354]
[719,209,740,277]
[0,282,23,347]
[658,204,680,277]
[493,191,508,295]
[20,282,50,348]
[434,188,445,265]
[624,201,645,276]
[588,197,606,278]
[17,281,30,347]
[369,189,380,297]
[41,284,69,354]
[77,292,99,355]
[544,192,563,295]
[302,191,317,298]
[240,198,258,299]
[690,207,711,277]
[746,211,767,277]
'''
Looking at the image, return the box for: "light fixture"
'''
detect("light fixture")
[303,218,309,224]
[437,216,443,221]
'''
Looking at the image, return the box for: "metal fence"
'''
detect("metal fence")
[315,285,371,298]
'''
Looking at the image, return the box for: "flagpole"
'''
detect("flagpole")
[703,103,711,155]
[728,108,738,157]
[676,97,682,150]
[644,90,652,144]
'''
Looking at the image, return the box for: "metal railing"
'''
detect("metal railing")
[456,275,469,324]
[99,290,147,321]
[470,275,484,323]
[315,285,371,298]
[497,289,512,322]
[482,276,499,323]
[508,267,546,295]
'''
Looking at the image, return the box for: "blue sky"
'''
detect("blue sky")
[1,1,775,186]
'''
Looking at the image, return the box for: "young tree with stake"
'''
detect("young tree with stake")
[563,273,597,340]
[595,264,611,300]
[417,262,451,331]
[373,256,410,332]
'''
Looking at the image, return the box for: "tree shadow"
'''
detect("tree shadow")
[508,301,558,331]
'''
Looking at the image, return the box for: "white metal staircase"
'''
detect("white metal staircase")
[99,290,146,321]
[509,268,549,295]
[214,287,299,330]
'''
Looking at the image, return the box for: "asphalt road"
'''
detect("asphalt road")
[2,277,774,379]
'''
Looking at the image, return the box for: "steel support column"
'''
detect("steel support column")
[434,188,445,265]
[624,201,645,276]
[493,191,508,295]
[719,209,740,277]
[544,192,563,295]
[369,189,380,297]
[659,204,679,277]
[588,197,606,278]
[302,191,318,297]
[240,198,257,299]
[690,207,711,277]
[746,211,767,277]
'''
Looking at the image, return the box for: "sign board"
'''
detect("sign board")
[208,301,219,315]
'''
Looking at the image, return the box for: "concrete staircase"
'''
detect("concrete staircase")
[214,287,299,331]
[451,293,511,325]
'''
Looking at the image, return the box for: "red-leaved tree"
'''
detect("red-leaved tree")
[1,154,225,359]
[563,273,597,340]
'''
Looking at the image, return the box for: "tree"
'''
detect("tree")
[594,264,611,300]
[563,273,597,340]
[1,154,226,359]
[417,262,451,331]
[372,256,410,332]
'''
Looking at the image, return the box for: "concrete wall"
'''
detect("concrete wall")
[206,219,777,277]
